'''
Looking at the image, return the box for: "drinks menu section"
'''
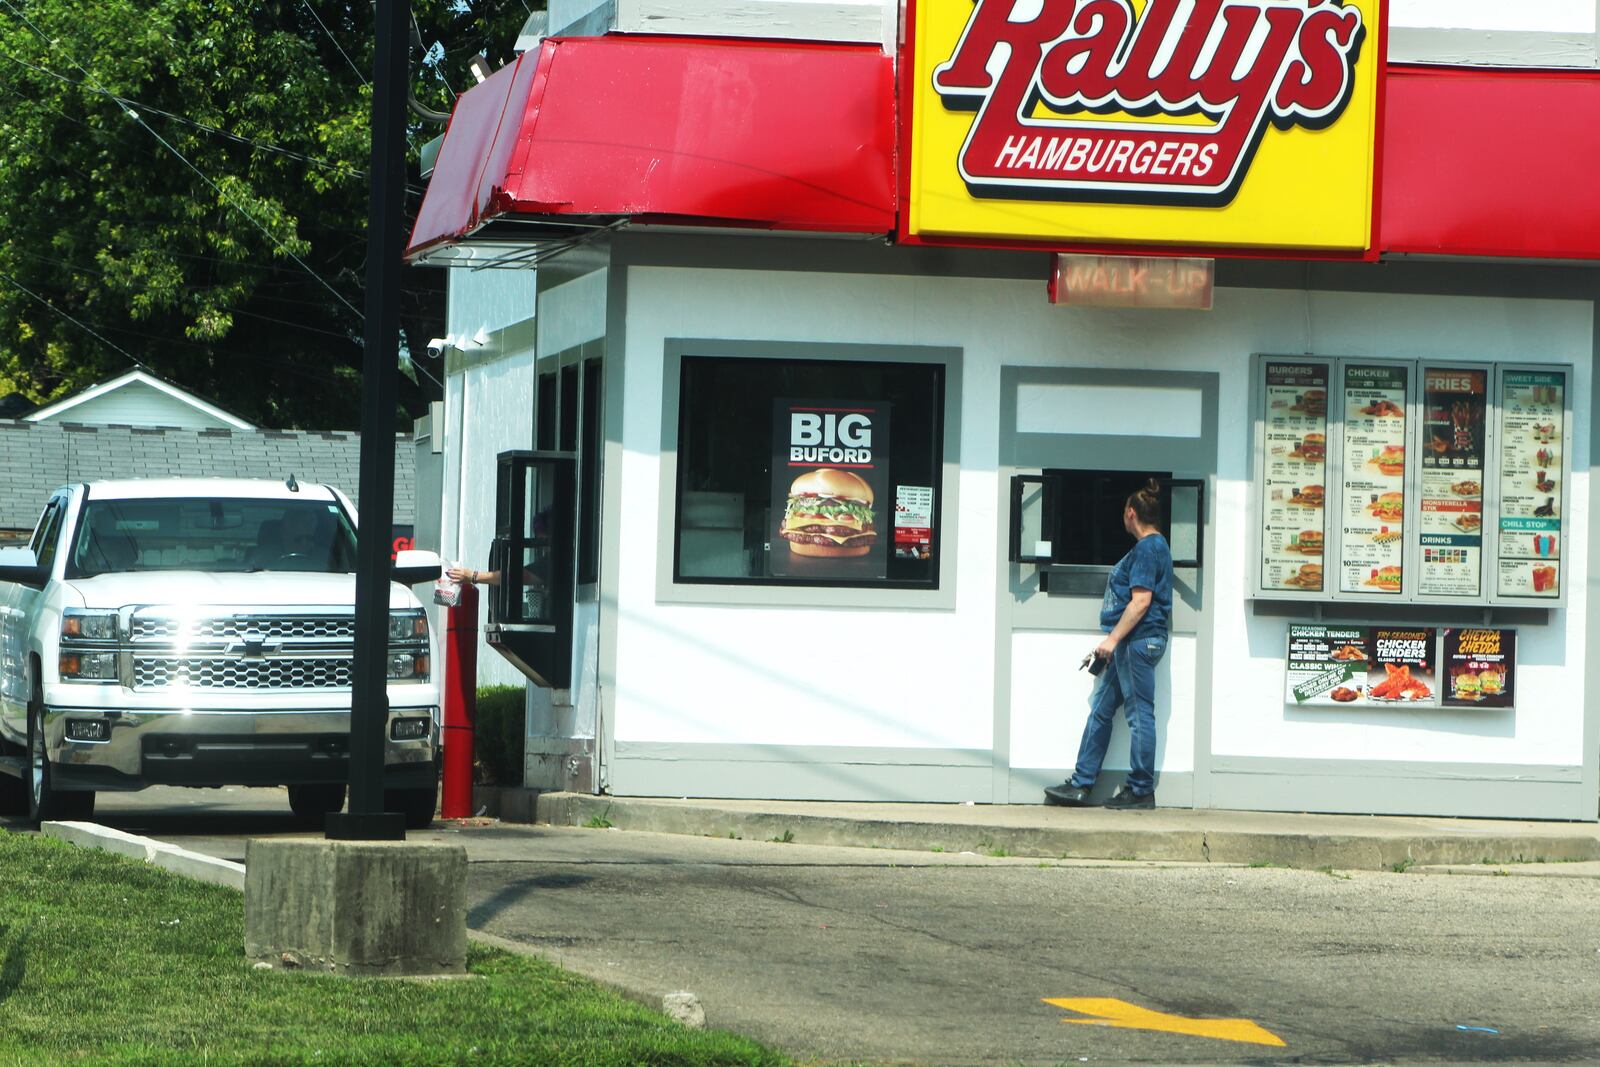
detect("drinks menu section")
[1497,370,1564,599]
[1338,365,1407,595]
[1418,368,1486,597]
[1259,362,1328,594]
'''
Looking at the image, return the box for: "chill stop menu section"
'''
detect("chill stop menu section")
[1259,362,1328,593]
[1418,368,1487,597]
[1497,370,1565,599]
[1338,365,1407,595]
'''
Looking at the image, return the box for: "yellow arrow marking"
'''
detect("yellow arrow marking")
[1043,997,1286,1047]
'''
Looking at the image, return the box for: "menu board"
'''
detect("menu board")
[1284,625,1439,707]
[1259,362,1328,593]
[1285,624,1371,705]
[1338,365,1407,595]
[1440,628,1516,709]
[1496,370,1564,599]
[1418,368,1487,597]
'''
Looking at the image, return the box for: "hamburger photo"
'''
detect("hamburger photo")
[1368,491,1404,521]
[1289,484,1324,508]
[1289,432,1326,462]
[1289,530,1323,555]
[779,468,878,559]
[1374,444,1405,477]
[1283,562,1322,589]
[1364,565,1402,591]
[1292,389,1327,416]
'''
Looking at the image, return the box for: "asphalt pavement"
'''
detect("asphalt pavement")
[23,786,1600,1065]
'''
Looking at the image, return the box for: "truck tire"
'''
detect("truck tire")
[287,783,347,822]
[28,687,94,824]
[386,781,438,830]
[0,758,26,816]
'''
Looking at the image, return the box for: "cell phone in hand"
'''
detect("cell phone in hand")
[1080,651,1108,676]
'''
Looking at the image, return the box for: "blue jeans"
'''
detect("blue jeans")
[1070,632,1168,796]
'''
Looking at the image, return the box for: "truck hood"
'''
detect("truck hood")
[63,571,422,611]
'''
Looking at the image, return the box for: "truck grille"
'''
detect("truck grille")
[132,656,353,690]
[131,615,355,642]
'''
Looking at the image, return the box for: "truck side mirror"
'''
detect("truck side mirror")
[392,549,443,586]
[0,548,48,588]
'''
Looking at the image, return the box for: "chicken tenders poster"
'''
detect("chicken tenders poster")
[772,400,891,579]
[1286,625,1439,707]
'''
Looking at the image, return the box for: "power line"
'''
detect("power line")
[0,0,365,322]
[0,268,148,372]
[0,48,365,178]
[299,0,368,88]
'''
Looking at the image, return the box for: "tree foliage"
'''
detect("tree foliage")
[0,0,531,427]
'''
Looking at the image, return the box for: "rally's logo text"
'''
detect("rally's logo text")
[932,0,1366,204]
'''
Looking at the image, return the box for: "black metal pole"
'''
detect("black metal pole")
[328,0,408,841]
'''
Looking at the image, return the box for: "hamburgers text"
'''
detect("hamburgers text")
[780,468,877,559]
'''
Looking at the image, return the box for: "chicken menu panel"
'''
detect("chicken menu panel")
[1418,368,1487,597]
[1338,365,1408,595]
[1496,370,1564,599]
[1259,362,1328,593]
[1284,625,1439,708]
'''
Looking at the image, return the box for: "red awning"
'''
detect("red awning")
[406,35,896,259]
[410,35,1600,263]
[1380,66,1600,260]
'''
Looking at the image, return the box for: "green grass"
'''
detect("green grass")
[584,804,615,830]
[768,830,794,844]
[1391,857,1416,873]
[0,831,787,1067]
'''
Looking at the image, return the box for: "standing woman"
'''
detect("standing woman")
[1045,479,1174,809]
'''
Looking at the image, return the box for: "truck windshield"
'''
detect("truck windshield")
[65,498,359,578]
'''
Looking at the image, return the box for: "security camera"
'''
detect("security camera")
[425,338,448,357]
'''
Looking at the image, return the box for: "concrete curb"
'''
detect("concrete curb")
[535,794,1600,871]
[39,821,708,1027]
[42,821,246,890]
[467,929,706,1028]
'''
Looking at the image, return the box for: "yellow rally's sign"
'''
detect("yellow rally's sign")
[907,0,1384,251]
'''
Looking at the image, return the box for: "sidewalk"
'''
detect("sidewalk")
[534,792,1600,872]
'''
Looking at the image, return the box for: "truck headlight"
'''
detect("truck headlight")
[387,652,430,680]
[62,611,118,641]
[60,651,118,681]
[388,610,428,643]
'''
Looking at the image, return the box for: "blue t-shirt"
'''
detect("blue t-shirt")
[1099,534,1173,640]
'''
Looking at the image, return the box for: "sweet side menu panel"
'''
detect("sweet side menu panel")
[1497,370,1564,599]
[1338,365,1408,595]
[1259,362,1328,593]
[1418,368,1487,597]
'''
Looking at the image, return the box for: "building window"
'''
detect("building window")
[674,355,944,587]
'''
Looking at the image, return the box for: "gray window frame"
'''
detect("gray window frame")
[656,339,962,609]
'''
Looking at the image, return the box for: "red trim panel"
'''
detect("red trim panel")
[1380,65,1600,260]
[407,35,896,256]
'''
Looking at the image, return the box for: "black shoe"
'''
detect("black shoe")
[1104,785,1154,810]
[1043,782,1094,807]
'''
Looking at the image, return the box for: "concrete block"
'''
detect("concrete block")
[245,839,468,977]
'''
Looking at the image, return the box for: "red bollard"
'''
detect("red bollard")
[441,582,478,819]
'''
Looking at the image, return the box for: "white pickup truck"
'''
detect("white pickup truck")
[0,478,443,827]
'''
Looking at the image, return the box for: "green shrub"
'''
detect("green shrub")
[475,684,526,785]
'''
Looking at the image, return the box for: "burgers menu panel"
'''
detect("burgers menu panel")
[1418,368,1487,597]
[771,399,892,580]
[1338,365,1408,595]
[1259,362,1328,593]
[1496,370,1564,599]
[1440,628,1516,708]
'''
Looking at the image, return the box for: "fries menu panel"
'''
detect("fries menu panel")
[1259,362,1329,594]
[1496,370,1565,599]
[1418,368,1487,597]
[1338,365,1408,595]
